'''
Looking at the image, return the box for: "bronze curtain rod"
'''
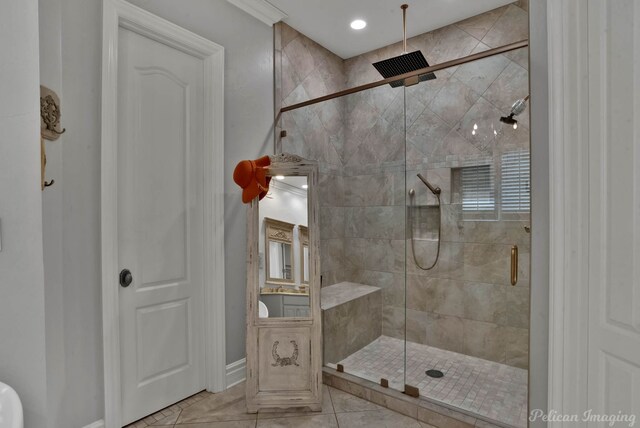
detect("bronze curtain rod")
[280,39,528,114]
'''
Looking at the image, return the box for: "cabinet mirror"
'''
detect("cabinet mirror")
[257,173,312,318]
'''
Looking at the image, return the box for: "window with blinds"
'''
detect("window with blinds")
[500,150,530,213]
[461,164,495,213]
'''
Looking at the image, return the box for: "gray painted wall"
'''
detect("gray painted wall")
[0,0,48,427]
[528,0,549,424]
[38,0,273,426]
[39,1,68,426]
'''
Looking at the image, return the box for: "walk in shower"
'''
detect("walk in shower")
[275,3,531,426]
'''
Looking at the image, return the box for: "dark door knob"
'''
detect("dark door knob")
[120,269,133,288]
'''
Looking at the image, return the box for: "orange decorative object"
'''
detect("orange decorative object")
[233,155,271,203]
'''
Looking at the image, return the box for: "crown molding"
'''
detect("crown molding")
[226,0,287,26]
[271,179,307,198]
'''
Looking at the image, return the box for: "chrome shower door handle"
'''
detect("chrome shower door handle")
[510,246,518,286]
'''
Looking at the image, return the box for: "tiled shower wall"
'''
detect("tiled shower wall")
[275,23,349,286]
[277,2,530,369]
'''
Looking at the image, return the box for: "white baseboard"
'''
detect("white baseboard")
[83,420,105,428]
[226,358,246,388]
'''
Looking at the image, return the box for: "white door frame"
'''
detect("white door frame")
[100,1,226,427]
[548,0,640,422]
[544,0,640,421]
[546,0,591,419]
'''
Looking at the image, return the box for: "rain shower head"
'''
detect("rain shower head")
[372,4,436,88]
[372,52,437,88]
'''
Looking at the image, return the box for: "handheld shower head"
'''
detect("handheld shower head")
[500,95,529,127]
[499,113,518,125]
[417,173,441,196]
[510,96,529,115]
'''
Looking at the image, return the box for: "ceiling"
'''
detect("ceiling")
[272,176,308,192]
[267,0,513,59]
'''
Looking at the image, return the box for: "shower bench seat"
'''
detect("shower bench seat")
[321,282,382,365]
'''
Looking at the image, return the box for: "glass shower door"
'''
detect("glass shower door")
[403,47,530,427]
[316,86,406,391]
[278,79,409,394]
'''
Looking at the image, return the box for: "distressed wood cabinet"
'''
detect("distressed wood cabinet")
[245,154,322,412]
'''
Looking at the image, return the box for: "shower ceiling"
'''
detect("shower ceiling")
[266,0,514,59]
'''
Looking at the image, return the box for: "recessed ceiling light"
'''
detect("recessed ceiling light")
[350,19,367,30]
[302,184,309,189]
[275,175,285,180]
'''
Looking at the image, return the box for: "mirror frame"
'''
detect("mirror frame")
[246,153,322,412]
[264,217,296,285]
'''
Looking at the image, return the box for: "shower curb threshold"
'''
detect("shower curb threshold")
[322,367,520,428]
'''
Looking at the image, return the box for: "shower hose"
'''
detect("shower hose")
[409,191,441,271]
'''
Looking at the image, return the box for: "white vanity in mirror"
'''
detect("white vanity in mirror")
[246,153,321,412]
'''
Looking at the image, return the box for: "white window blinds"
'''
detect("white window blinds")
[500,150,530,213]
[461,164,495,212]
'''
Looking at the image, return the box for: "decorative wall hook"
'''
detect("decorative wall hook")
[41,138,54,190]
[40,85,65,140]
[40,85,63,190]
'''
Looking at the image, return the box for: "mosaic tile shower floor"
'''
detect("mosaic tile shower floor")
[333,336,527,428]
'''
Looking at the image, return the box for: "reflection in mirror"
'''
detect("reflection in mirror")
[269,240,292,280]
[303,247,309,282]
[258,175,310,318]
[299,225,309,285]
[264,218,295,285]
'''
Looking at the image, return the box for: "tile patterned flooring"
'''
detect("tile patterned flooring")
[124,382,436,428]
[335,336,527,428]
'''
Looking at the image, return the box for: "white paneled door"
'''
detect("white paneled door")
[117,26,205,425]
[586,0,640,419]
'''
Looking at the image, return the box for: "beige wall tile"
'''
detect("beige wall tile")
[505,286,530,329]
[481,4,529,49]
[461,319,506,363]
[463,282,506,324]
[455,6,508,40]
[505,326,529,369]
[425,313,464,353]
